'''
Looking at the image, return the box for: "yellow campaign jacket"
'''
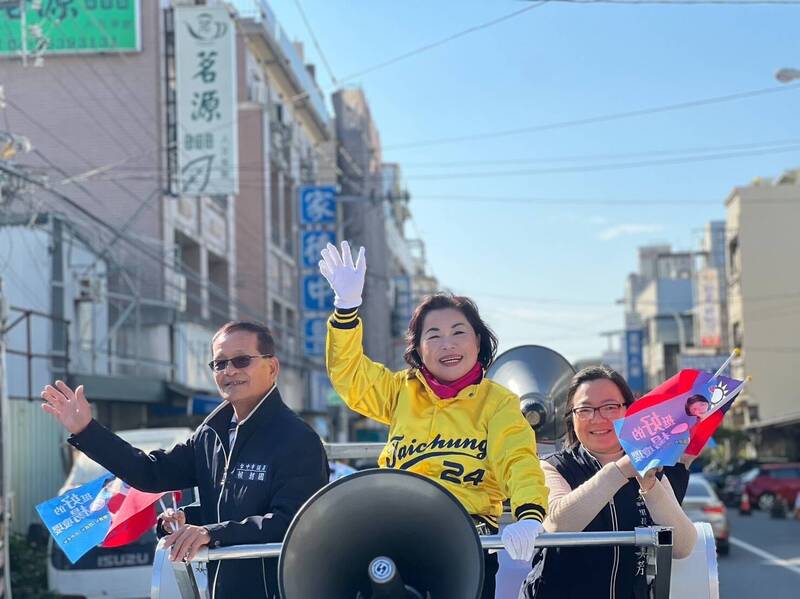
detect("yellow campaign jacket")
[326,309,548,527]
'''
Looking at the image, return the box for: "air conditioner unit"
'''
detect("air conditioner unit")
[167,272,187,312]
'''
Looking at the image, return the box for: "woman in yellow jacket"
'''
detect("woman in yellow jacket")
[319,241,549,599]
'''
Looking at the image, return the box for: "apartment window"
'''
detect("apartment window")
[175,230,202,319]
[732,321,744,349]
[283,176,294,256]
[271,300,283,346]
[285,307,297,357]
[208,251,230,325]
[728,235,740,278]
[270,170,280,246]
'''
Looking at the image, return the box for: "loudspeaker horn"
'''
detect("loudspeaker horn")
[278,469,484,599]
[487,344,576,444]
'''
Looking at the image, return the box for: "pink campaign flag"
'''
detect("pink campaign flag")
[614,355,746,475]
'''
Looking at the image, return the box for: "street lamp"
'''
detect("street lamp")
[775,68,800,83]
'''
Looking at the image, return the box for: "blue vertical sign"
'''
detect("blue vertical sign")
[298,186,338,362]
[303,317,328,357]
[302,274,334,312]
[299,186,337,225]
[625,329,645,395]
[300,230,337,269]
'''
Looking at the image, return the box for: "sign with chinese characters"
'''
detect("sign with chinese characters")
[0,0,141,56]
[299,186,337,225]
[36,475,112,564]
[696,268,722,348]
[302,274,334,312]
[625,329,645,395]
[301,230,336,269]
[303,316,327,357]
[174,5,238,196]
[298,185,337,362]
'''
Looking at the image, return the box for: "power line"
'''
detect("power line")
[399,144,800,181]
[397,138,800,169]
[56,142,800,192]
[331,1,547,87]
[292,0,338,87]
[383,83,800,150]
[35,136,800,175]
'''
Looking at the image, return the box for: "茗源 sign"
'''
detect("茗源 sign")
[174,5,238,196]
[0,0,141,56]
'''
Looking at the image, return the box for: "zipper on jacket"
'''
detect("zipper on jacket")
[609,499,620,599]
[209,426,232,599]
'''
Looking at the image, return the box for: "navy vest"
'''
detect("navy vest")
[520,445,677,599]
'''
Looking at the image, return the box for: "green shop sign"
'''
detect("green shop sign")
[0,0,140,56]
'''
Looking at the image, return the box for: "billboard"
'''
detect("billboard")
[695,268,722,349]
[0,0,141,55]
[625,329,645,395]
[174,5,238,196]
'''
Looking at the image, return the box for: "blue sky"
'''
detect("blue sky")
[245,0,800,361]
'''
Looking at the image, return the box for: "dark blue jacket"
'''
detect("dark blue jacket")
[68,387,328,598]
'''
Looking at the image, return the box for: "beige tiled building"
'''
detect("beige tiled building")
[725,168,800,459]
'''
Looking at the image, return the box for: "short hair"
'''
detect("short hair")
[211,321,276,356]
[403,293,498,370]
[685,394,710,416]
[564,366,635,447]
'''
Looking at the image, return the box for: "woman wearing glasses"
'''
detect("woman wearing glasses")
[319,241,548,599]
[519,366,697,599]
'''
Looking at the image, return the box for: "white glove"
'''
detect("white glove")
[319,241,366,309]
[501,520,543,562]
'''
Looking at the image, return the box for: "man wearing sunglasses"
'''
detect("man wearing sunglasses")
[40,321,328,599]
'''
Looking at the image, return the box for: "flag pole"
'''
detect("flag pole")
[712,348,740,380]
[158,497,176,533]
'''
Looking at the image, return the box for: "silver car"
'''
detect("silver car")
[683,474,730,555]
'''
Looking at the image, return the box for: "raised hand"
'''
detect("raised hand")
[40,380,93,435]
[319,240,366,309]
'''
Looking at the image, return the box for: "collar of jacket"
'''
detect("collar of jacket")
[202,385,283,442]
[409,368,486,402]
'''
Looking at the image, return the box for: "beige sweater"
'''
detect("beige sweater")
[542,459,697,559]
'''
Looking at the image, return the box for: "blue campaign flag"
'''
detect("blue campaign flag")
[36,474,113,564]
[613,369,744,476]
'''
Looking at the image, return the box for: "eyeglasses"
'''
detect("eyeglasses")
[208,354,273,372]
[569,404,625,422]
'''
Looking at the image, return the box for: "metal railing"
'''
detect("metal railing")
[152,526,675,599]
[150,443,684,599]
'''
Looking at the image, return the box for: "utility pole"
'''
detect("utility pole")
[0,278,12,599]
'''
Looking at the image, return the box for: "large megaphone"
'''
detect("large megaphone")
[487,345,576,445]
[279,469,484,599]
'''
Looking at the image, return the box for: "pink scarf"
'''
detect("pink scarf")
[420,361,483,399]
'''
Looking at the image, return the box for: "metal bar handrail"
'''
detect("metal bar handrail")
[191,526,671,563]
[324,442,384,460]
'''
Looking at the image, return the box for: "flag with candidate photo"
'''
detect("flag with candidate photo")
[37,474,171,563]
[613,369,744,475]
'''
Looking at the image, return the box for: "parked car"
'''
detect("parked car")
[682,474,730,555]
[712,457,789,506]
[743,463,800,511]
